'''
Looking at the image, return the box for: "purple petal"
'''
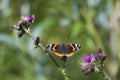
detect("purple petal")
[84,54,93,63]
[28,15,34,23]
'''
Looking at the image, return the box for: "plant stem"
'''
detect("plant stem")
[102,70,112,80]
[99,62,112,80]
[59,68,70,80]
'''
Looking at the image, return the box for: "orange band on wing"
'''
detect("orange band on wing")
[54,52,75,57]
[66,52,75,57]
[52,44,58,51]
[54,52,63,57]
[68,43,76,51]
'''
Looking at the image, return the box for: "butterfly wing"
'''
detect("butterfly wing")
[65,43,81,57]
[46,44,64,57]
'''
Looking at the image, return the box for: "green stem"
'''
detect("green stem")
[59,68,70,80]
[102,70,112,80]
[99,62,111,80]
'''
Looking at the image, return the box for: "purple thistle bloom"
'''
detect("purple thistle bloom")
[11,15,35,38]
[28,15,34,23]
[80,48,107,75]
[84,54,93,63]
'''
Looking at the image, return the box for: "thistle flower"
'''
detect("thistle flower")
[80,54,98,75]
[11,15,35,38]
[80,48,107,75]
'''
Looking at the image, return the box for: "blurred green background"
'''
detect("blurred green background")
[0,0,120,80]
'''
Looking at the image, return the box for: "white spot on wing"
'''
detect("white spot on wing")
[46,44,52,50]
[74,44,81,50]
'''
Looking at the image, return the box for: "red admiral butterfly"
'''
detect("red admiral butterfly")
[46,43,81,60]
[46,43,82,68]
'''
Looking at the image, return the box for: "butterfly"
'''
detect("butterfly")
[46,43,82,62]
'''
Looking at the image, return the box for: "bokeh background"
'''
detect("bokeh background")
[0,0,120,80]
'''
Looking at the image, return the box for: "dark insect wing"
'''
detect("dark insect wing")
[53,44,71,57]
[68,43,82,51]
[46,43,82,57]
[46,44,58,51]
[54,44,72,55]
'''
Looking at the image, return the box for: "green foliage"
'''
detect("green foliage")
[0,0,120,80]
[71,21,83,37]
